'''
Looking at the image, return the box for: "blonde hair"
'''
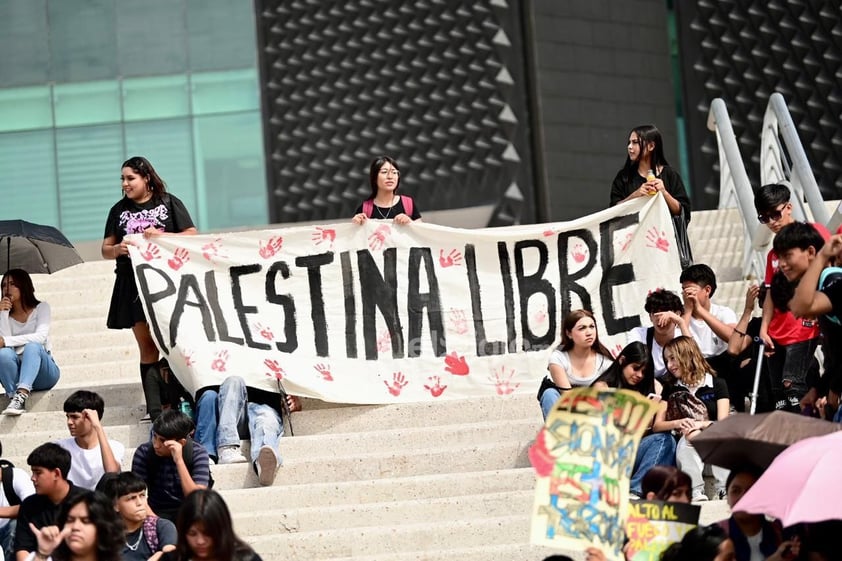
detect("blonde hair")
[662,336,714,386]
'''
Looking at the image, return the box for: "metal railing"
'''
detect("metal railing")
[707,93,830,279]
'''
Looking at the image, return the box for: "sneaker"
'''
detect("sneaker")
[255,445,279,486]
[2,391,28,416]
[217,445,247,464]
[692,492,709,503]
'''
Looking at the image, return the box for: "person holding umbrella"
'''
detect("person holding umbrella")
[102,157,197,419]
[0,268,61,415]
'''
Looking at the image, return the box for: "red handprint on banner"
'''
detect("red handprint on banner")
[168,247,190,270]
[571,243,588,264]
[444,352,469,376]
[202,239,226,261]
[384,372,408,396]
[542,229,557,237]
[438,249,463,267]
[490,366,520,395]
[181,349,195,367]
[619,231,634,252]
[532,305,548,327]
[645,227,670,253]
[313,363,333,381]
[312,227,336,248]
[264,359,285,381]
[258,236,283,259]
[377,330,392,353]
[368,224,392,251]
[424,375,447,397]
[253,322,274,342]
[211,350,229,372]
[140,243,160,261]
[448,309,469,335]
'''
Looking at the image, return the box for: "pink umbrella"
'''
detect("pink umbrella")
[733,430,842,526]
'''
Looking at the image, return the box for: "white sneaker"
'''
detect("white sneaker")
[692,492,709,503]
[217,446,247,464]
[255,445,279,486]
[2,391,28,416]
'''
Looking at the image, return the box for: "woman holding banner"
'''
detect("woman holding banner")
[102,156,197,419]
[352,156,422,225]
[593,342,677,498]
[537,309,612,419]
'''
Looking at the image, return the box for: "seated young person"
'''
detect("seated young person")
[98,471,177,561]
[0,441,34,561]
[195,376,300,486]
[131,410,210,521]
[14,443,86,561]
[726,285,775,413]
[592,342,676,498]
[627,289,691,379]
[55,390,124,490]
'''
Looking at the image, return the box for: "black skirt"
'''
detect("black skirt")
[106,262,146,329]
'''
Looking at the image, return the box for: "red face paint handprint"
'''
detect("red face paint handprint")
[258,236,283,259]
[252,322,274,342]
[313,363,333,381]
[438,249,463,267]
[384,371,408,396]
[490,366,520,395]
[312,227,336,248]
[448,309,469,335]
[140,243,161,261]
[424,375,447,397]
[168,247,190,270]
[202,239,227,261]
[645,227,670,253]
[368,224,392,251]
[444,352,469,376]
[264,359,285,381]
[377,330,391,353]
[211,350,229,372]
[571,243,588,264]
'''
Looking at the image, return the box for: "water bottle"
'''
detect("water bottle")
[178,397,194,419]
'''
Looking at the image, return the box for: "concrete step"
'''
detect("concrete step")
[308,544,564,561]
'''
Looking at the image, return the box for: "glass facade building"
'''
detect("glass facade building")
[0,0,268,242]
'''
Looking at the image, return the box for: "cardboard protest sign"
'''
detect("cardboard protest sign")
[625,500,700,560]
[528,388,661,559]
[126,194,681,403]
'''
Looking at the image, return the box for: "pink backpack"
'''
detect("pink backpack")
[362,195,413,218]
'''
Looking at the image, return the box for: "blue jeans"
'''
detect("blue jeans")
[0,519,15,561]
[195,376,284,465]
[539,387,561,420]
[629,432,676,495]
[0,343,60,396]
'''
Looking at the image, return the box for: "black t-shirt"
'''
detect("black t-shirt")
[818,270,842,393]
[354,195,422,220]
[15,483,87,555]
[103,194,195,266]
[609,165,691,219]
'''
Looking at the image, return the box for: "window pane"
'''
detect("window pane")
[125,119,199,228]
[0,86,53,133]
[0,1,49,87]
[54,81,121,127]
[194,112,267,229]
[187,0,257,72]
[56,125,125,241]
[191,69,260,115]
[0,130,58,226]
[123,75,190,121]
[48,0,117,83]
[116,0,188,77]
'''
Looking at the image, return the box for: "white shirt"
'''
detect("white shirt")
[0,466,35,529]
[547,349,611,387]
[55,437,125,490]
[745,531,764,561]
[0,302,53,353]
[688,303,737,357]
[628,325,682,378]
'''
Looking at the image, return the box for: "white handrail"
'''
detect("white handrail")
[761,92,827,224]
[706,99,766,279]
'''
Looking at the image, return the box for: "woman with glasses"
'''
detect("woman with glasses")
[609,124,691,218]
[352,156,422,225]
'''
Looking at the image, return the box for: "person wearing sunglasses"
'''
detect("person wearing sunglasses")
[753,183,829,412]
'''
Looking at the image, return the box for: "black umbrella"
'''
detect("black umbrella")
[0,220,83,275]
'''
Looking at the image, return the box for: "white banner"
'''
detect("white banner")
[127,194,682,403]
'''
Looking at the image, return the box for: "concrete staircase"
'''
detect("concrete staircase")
[7,210,741,561]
